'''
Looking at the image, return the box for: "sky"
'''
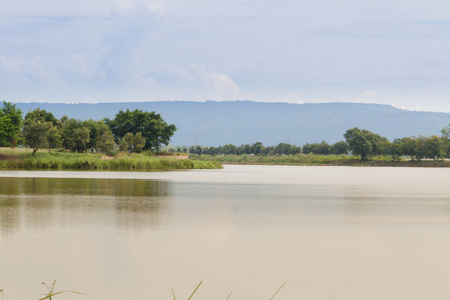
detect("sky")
[1,0,450,112]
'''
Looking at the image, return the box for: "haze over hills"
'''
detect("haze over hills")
[14,101,450,147]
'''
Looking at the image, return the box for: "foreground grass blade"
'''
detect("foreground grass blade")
[172,288,177,300]
[225,291,233,300]
[38,280,87,300]
[269,281,287,300]
[1,288,3,300]
[38,290,87,300]
[187,281,203,300]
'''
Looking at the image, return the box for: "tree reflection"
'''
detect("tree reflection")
[0,177,170,233]
[0,196,21,237]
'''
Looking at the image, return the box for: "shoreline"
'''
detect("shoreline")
[218,160,450,167]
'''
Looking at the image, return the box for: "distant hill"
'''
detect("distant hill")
[14,101,450,147]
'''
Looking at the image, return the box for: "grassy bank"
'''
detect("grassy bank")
[0,149,222,170]
[191,153,450,167]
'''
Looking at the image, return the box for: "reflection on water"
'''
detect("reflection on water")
[0,178,169,236]
[0,177,168,197]
[1,166,450,300]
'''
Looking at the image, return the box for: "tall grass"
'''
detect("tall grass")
[0,151,222,171]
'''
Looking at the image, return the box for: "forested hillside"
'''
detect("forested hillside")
[14,101,450,146]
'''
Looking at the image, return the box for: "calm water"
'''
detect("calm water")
[1,165,450,300]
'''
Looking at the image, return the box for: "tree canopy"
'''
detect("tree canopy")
[344,127,387,160]
[0,102,23,147]
[106,109,177,151]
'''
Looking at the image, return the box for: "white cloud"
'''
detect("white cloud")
[0,55,59,84]
[110,2,165,18]
[189,64,241,99]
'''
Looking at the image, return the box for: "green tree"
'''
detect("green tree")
[22,121,51,155]
[394,137,418,161]
[97,131,116,154]
[219,144,238,155]
[120,132,146,153]
[344,127,385,160]
[426,135,444,160]
[72,127,90,153]
[302,143,313,154]
[61,118,81,151]
[82,119,113,152]
[106,109,177,151]
[329,141,349,155]
[24,108,59,126]
[274,142,302,155]
[441,123,450,158]
[47,126,62,153]
[133,132,146,153]
[413,135,443,160]
[302,141,329,155]
[250,142,265,155]
[384,140,402,161]
[0,102,23,147]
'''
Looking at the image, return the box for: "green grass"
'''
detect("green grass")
[190,153,450,167]
[0,150,222,171]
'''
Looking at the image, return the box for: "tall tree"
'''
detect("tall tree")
[72,128,90,153]
[106,109,176,151]
[0,102,23,147]
[441,123,450,158]
[24,108,59,126]
[329,141,349,155]
[23,108,55,155]
[394,137,418,161]
[22,121,51,155]
[344,127,385,160]
[82,119,113,152]
[98,131,116,154]
[120,132,145,153]
[61,118,81,151]
[47,126,62,153]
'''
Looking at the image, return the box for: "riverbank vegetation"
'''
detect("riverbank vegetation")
[168,125,450,166]
[0,149,221,170]
[0,101,221,170]
[190,153,450,167]
[0,102,177,155]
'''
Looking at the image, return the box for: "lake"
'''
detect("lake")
[1,165,450,300]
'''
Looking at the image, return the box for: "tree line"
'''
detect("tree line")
[170,141,348,156]
[0,102,176,155]
[170,127,450,161]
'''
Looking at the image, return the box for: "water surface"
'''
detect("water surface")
[1,166,450,300]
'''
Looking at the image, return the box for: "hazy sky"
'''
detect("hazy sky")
[1,0,450,112]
